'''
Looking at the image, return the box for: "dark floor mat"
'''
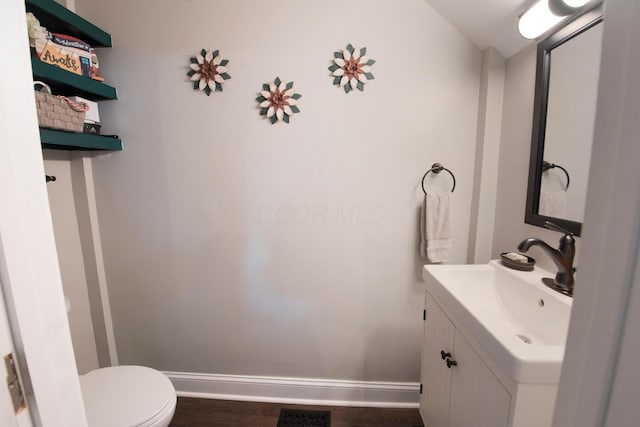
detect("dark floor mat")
[276,408,331,427]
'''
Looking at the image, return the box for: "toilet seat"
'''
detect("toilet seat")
[80,365,176,427]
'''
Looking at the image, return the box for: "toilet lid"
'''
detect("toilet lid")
[80,365,176,427]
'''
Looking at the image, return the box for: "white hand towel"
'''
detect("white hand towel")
[420,193,453,263]
[538,190,568,218]
[539,174,568,218]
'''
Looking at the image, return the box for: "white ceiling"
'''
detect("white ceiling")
[424,0,534,58]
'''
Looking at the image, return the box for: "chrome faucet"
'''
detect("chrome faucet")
[517,221,576,297]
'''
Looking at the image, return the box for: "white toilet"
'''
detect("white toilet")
[79,365,177,427]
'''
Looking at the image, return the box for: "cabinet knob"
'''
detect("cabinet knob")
[446,358,458,368]
[440,350,452,360]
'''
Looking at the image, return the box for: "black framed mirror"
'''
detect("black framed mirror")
[524,4,604,236]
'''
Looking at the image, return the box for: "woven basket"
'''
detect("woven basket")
[34,81,87,133]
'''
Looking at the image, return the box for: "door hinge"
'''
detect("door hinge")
[4,353,26,414]
[419,383,423,394]
[423,309,426,321]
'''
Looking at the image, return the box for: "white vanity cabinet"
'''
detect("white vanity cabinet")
[420,293,510,427]
[420,292,557,427]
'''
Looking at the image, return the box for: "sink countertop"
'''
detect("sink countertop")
[423,260,573,384]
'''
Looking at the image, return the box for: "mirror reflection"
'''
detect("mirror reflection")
[540,22,603,223]
[525,7,604,236]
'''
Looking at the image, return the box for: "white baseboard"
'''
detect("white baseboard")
[164,371,420,408]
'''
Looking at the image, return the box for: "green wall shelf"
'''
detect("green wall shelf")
[27,0,122,151]
[31,59,117,100]
[40,128,122,151]
[25,0,112,47]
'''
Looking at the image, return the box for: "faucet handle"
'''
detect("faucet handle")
[544,221,574,236]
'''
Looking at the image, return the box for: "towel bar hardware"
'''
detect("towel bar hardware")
[541,161,570,190]
[421,163,456,195]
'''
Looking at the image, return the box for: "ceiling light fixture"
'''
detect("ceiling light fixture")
[518,0,566,39]
[563,0,591,5]
[549,0,594,16]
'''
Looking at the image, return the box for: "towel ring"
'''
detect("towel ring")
[541,161,570,190]
[421,163,456,195]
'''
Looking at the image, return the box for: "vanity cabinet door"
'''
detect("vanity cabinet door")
[448,332,511,427]
[420,294,455,427]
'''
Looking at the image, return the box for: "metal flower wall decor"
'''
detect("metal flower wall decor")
[187,49,231,96]
[328,44,375,93]
[256,77,302,124]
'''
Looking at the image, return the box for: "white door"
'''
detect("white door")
[0,0,88,425]
[0,284,33,427]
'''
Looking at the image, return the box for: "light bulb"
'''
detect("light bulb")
[518,0,565,39]
[563,0,591,6]
[549,0,593,15]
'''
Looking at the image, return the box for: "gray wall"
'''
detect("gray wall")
[78,0,482,381]
[468,48,505,264]
[43,151,99,374]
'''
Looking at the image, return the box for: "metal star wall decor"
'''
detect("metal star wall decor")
[187,49,231,96]
[256,77,302,124]
[328,44,375,93]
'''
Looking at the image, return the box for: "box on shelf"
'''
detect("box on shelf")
[69,96,99,123]
[83,123,101,135]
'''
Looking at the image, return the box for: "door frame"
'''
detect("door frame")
[0,0,87,425]
[552,0,640,425]
[0,279,32,427]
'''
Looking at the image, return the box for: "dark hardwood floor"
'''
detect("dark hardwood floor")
[169,397,424,427]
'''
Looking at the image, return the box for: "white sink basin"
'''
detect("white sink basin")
[423,260,573,384]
